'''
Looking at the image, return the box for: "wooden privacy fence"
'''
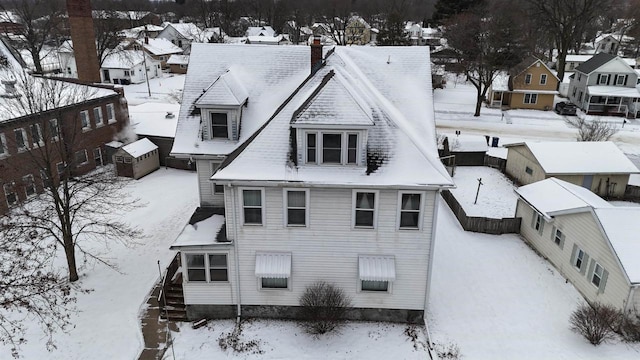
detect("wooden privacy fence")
[484,154,506,172]
[441,190,521,235]
[624,185,640,201]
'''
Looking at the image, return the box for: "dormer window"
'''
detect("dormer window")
[211,113,229,138]
[303,130,361,165]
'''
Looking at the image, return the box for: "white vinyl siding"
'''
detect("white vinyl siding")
[516,200,631,310]
[225,187,437,310]
[182,248,236,305]
[196,159,224,207]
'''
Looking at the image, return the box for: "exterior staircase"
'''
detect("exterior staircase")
[159,254,188,322]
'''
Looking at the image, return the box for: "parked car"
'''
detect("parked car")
[555,101,577,116]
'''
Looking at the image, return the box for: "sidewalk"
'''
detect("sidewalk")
[138,282,178,360]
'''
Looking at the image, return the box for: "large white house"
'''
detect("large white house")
[516,178,640,313]
[168,41,454,323]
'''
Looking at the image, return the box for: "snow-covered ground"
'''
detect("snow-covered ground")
[4,169,198,360]
[122,72,185,106]
[449,166,518,218]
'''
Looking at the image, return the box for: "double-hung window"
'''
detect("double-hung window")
[30,124,42,147]
[552,227,565,249]
[285,189,308,226]
[571,244,589,275]
[591,262,604,287]
[523,93,538,104]
[185,253,229,282]
[306,133,317,163]
[80,110,90,131]
[599,74,608,85]
[14,128,27,151]
[398,192,422,229]
[531,212,544,235]
[540,74,547,85]
[305,131,360,165]
[525,73,532,84]
[75,149,88,166]
[93,107,104,126]
[322,133,342,163]
[211,113,228,139]
[23,174,36,197]
[4,182,17,206]
[616,75,625,85]
[106,103,116,123]
[354,191,376,228]
[242,189,263,225]
[49,119,59,140]
[0,133,6,157]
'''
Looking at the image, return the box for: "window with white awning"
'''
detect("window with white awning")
[255,252,291,289]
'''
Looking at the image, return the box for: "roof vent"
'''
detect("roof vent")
[165,111,175,119]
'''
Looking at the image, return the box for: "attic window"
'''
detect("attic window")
[525,74,532,84]
[211,113,228,139]
[304,131,361,166]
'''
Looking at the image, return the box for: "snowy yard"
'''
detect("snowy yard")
[449,166,518,218]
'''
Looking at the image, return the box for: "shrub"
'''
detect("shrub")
[298,281,351,334]
[570,302,621,345]
[619,311,640,342]
[434,341,462,360]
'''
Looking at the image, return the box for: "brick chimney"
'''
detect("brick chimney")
[66,0,101,83]
[310,36,323,75]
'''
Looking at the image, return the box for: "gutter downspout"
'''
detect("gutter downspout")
[423,190,441,355]
[230,184,242,324]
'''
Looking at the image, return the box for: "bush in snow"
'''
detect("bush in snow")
[434,341,462,360]
[570,302,621,345]
[619,310,640,342]
[298,281,351,335]
[218,321,263,354]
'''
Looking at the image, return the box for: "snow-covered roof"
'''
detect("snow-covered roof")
[173,44,453,188]
[587,85,640,97]
[170,214,225,248]
[515,178,611,218]
[102,50,153,69]
[565,55,594,63]
[445,134,489,152]
[246,26,275,37]
[246,35,286,44]
[119,24,165,39]
[121,138,158,157]
[129,102,180,138]
[138,38,183,56]
[166,23,202,41]
[595,207,640,283]
[492,72,509,91]
[166,54,189,65]
[195,69,248,107]
[506,141,639,175]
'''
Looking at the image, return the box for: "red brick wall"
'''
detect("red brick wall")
[67,0,101,82]
[0,92,128,214]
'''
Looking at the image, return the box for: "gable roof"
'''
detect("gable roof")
[138,38,182,56]
[120,138,158,157]
[509,56,558,81]
[195,69,248,107]
[595,207,640,283]
[575,53,616,74]
[505,141,639,175]
[208,46,453,188]
[246,26,275,37]
[101,50,152,69]
[515,178,611,219]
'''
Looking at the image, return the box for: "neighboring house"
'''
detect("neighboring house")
[167,41,454,323]
[405,23,441,48]
[114,138,160,179]
[126,37,183,68]
[246,26,276,37]
[504,141,639,198]
[92,10,162,29]
[430,48,461,72]
[156,23,207,54]
[560,54,636,73]
[0,10,23,34]
[166,54,189,74]
[101,49,161,84]
[0,39,129,215]
[245,35,290,45]
[58,40,78,78]
[515,178,640,312]
[118,24,165,40]
[345,16,371,45]
[568,53,640,118]
[594,34,625,55]
[488,56,559,110]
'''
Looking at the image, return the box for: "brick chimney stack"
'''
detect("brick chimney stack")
[310,36,323,75]
[66,0,101,83]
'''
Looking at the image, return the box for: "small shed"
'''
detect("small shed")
[439,134,489,166]
[114,138,160,179]
[167,54,189,74]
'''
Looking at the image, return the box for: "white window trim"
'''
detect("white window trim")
[106,103,116,124]
[56,161,66,176]
[14,128,28,152]
[304,130,362,166]
[591,262,604,288]
[30,124,43,147]
[282,188,310,227]
[76,149,89,166]
[616,75,625,85]
[23,174,36,198]
[240,187,265,226]
[258,277,291,291]
[184,252,230,283]
[207,110,232,140]
[574,248,586,270]
[49,119,60,142]
[525,73,532,84]
[554,228,563,246]
[523,93,538,104]
[352,189,379,229]
[540,74,547,85]
[599,74,608,85]
[397,191,425,230]
[358,279,392,293]
[0,132,7,158]
[93,107,104,127]
[80,110,91,132]
[4,181,17,206]
[210,161,222,194]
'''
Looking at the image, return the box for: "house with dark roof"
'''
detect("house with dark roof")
[515,178,640,312]
[166,40,454,323]
[487,56,559,110]
[568,53,640,118]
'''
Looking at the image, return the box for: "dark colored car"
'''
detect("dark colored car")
[555,101,577,116]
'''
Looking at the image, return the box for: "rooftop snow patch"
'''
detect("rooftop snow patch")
[195,69,248,107]
[170,214,226,248]
[595,207,640,283]
[515,178,611,218]
[121,138,158,157]
[507,141,639,175]
[102,50,149,69]
[129,102,180,138]
[140,38,183,56]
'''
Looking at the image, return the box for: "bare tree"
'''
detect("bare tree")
[0,70,142,282]
[565,116,619,141]
[529,0,611,88]
[0,222,76,358]
[0,0,65,73]
[93,10,127,66]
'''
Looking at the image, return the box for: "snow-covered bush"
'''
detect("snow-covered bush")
[434,341,462,359]
[619,311,640,342]
[570,302,621,345]
[298,281,351,335]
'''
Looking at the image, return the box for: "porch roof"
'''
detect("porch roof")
[170,210,227,249]
[587,85,640,98]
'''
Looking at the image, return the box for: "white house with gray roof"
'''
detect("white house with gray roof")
[516,178,640,313]
[568,52,640,118]
[168,41,454,323]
